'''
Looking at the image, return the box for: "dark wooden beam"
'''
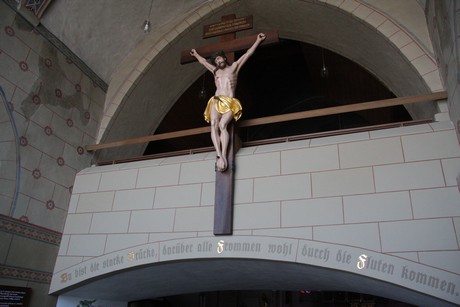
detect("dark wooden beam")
[95,119,433,166]
[86,126,210,152]
[180,31,280,64]
[239,90,448,128]
[213,123,235,235]
[86,91,447,152]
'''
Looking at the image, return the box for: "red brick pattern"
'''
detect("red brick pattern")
[0,214,61,246]
[0,265,52,284]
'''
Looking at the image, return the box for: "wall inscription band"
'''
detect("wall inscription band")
[50,237,460,304]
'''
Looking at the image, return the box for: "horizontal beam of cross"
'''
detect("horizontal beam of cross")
[180,31,279,64]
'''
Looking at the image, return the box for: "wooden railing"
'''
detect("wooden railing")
[88,91,448,164]
[96,118,433,166]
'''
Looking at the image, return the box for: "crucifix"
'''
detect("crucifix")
[181,14,279,235]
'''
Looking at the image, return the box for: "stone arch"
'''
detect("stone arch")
[53,237,458,305]
[97,0,443,161]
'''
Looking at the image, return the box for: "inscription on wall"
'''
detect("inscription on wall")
[52,238,460,304]
[203,16,253,38]
[59,246,157,284]
[296,242,459,301]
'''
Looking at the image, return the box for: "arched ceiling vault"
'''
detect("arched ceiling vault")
[94,0,443,161]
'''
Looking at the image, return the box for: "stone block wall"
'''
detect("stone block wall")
[52,121,460,305]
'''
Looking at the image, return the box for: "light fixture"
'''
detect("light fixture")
[143,0,154,33]
[320,48,329,78]
[199,74,207,100]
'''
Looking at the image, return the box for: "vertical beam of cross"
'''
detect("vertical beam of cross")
[212,14,238,235]
[180,15,279,235]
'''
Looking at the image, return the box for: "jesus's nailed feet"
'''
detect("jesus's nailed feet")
[215,156,227,172]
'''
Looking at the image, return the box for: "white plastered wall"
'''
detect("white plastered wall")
[51,121,460,305]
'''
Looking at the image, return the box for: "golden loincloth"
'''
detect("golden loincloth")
[204,96,242,123]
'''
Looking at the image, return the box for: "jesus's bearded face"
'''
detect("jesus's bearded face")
[215,56,227,69]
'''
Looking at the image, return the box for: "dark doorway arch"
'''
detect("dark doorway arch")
[145,40,410,155]
[59,258,452,306]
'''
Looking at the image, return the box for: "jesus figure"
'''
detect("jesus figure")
[190,33,266,171]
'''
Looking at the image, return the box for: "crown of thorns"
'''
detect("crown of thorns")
[210,50,227,63]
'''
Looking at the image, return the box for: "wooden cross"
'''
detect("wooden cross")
[181,14,279,235]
